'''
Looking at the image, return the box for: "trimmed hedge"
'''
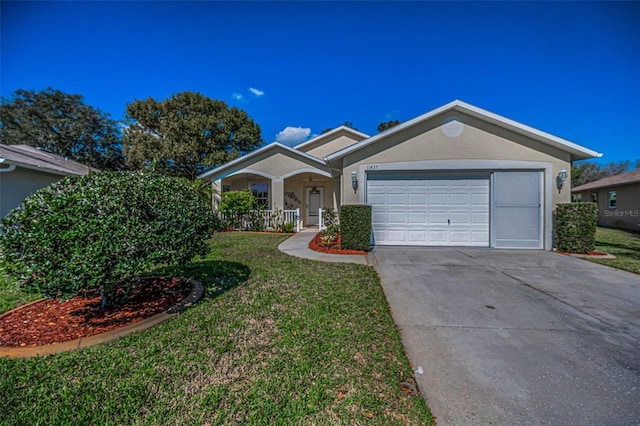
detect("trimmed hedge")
[0,171,217,308]
[554,202,598,253]
[339,204,372,251]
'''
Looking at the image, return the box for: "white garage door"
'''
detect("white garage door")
[367,174,490,246]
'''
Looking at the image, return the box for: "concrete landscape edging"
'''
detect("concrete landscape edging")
[553,249,617,259]
[0,277,204,359]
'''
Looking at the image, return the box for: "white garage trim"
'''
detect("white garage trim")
[359,160,553,250]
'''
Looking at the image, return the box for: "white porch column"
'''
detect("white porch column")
[271,179,284,211]
[333,177,341,210]
[211,179,222,210]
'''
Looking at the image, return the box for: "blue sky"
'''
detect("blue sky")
[2,1,638,163]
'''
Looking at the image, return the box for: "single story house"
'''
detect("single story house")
[0,144,96,218]
[572,168,640,232]
[198,100,602,250]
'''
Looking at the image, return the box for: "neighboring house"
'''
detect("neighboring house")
[198,100,601,250]
[572,169,640,232]
[0,144,96,218]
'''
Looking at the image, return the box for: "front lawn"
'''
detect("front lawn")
[588,227,640,274]
[0,233,431,425]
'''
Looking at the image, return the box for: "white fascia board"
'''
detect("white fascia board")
[294,126,370,150]
[197,142,326,181]
[325,100,602,161]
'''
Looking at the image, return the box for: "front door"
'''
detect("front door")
[306,187,323,226]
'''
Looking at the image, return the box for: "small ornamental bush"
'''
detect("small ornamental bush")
[554,202,598,253]
[220,190,255,215]
[219,190,257,230]
[339,205,372,251]
[0,171,218,308]
[319,208,340,246]
[281,221,295,233]
[320,224,340,247]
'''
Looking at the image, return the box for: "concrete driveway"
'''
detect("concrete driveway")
[368,248,640,425]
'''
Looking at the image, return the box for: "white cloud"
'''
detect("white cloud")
[231,92,245,102]
[249,87,264,97]
[275,126,311,145]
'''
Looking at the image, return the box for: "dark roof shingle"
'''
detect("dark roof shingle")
[0,144,97,176]
[572,168,640,192]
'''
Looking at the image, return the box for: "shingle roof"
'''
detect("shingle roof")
[572,168,640,192]
[0,144,97,176]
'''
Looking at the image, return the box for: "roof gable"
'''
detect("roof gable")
[294,126,370,153]
[197,142,327,180]
[572,168,640,192]
[326,100,602,162]
[0,144,96,176]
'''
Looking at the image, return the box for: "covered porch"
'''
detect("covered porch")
[213,169,336,228]
[199,142,338,230]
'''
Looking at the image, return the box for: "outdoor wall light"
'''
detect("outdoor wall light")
[557,169,568,191]
[351,171,358,192]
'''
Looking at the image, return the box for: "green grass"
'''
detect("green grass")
[0,271,41,314]
[587,227,640,274]
[0,233,431,425]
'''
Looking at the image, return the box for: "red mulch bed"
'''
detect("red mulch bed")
[309,233,367,255]
[0,277,191,347]
[557,250,610,256]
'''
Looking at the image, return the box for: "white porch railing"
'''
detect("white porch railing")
[284,209,301,232]
[219,208,300,232]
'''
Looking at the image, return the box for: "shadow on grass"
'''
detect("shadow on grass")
[597,242,640,256]
[152,260,251,300]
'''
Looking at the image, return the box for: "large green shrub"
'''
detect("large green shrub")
[339,204,372,251]
[554,202,598,253]
[0,171,217,308]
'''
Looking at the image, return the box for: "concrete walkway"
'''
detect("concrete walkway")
[277,229,369,265]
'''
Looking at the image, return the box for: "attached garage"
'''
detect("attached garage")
[322,101,602,251]
[366,170,543,249]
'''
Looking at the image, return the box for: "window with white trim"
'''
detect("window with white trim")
[608,191,616,208]
[252,182,269,208]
